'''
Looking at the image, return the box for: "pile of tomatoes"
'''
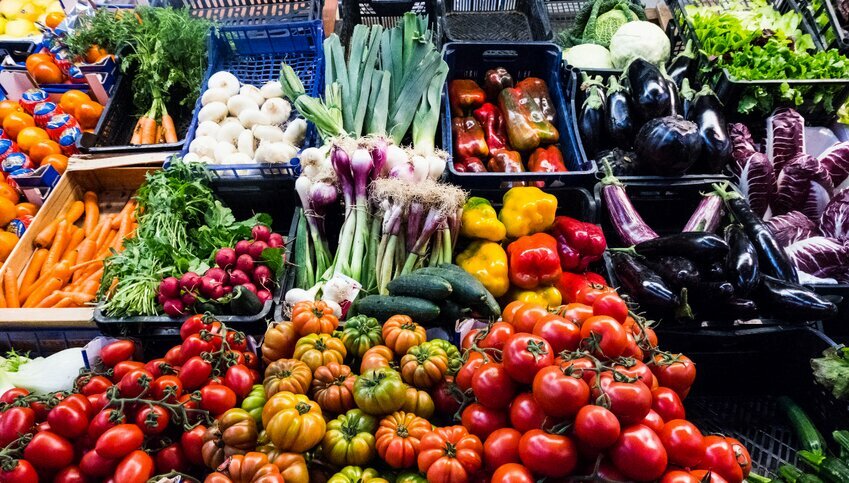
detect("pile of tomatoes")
[0,315,261,482]
[456,282,753,483]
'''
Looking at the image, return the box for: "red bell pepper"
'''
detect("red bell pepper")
[454,157,487,173]
[473,103,509,151]
[487,148,524,173]
[528,145,568,173]
[449,79,486,116]
[498,87,559,151]
[507,233,563,289]
[549,216,606,272]
[517,77,556,122]
[452,117,489,160]
[484,67,515,100]
[556,271,608,304]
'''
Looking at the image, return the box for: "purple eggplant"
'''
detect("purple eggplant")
[688,86,731,173]
[600,162,658,245]
[634,116,702,175]
[605,76,634,150]
[724,224,760,295]
[666,40,697,89]
[579,74,606,159]
[633,232,729,261]
[682,192,725,233]
[625,57,672,122]
[610,251,681,311]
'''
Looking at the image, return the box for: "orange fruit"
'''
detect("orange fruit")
[28,62,63,85]
[16,126,48,153]
[0,100,22,125]
[0,231,19,262]
[0,197,16,227]
[29,139,61,164]
[24,53,52,73]
[42,154,67,174]
[85,45,110,64]
[59,90,90,115]
[75,101,103,130]
[14,202,36,218]
[0,183,19,204]
[3,111,34,140]
[45,11,65,29]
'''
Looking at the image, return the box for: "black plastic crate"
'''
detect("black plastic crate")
[668,0,849,124]
[0,40,39,64]
[95,177,298,337]
[340,0,440,46]
[441,42,595,189]
[438,0,554,42]
[153,0,320,26]
[798,0,849,53]
[543,0,585,34]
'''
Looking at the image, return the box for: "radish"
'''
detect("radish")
[200,276,219,297]
[247,241,268,260]
[163,299,185,317]
[252,225,271,242]
[235,240,252,256]
[241,282,257,294]
[157,293,169,305]
[180,272,201,292]
[181,292,197,306]
[210,284,226,300]
[229,269,251,286]
[236,254,255,273]
[215,248,237,269]
[253,265,273,289]
[256,289,272,304]
[268,233,284,248]
[159,277,180,299]
[222,285,233,295]
[206,267,229,285]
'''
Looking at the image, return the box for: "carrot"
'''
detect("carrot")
[34,219,60,248]
[51,297,75,308]
[60,250,78,269]
[4,270,18,309]
[94,216,114,248]
[65,227,85,255]
[24,277,62,308]
[35,291,63,308]
[80,279,100,297]
[43,219,68,275]
[0,277,6,309]
[130,117,144,145]
[54,291,95,305]
[161,112,178,143]
[83,192,99,236]
[112,202,134,230]
[74,240,96,268]
[19,259,68,304]
[139,117,157,145]
[112,203,135,251]
[65,200,85,225]
[19,248,48,295]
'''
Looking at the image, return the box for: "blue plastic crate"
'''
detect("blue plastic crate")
[441,41,595,188]
[179,20,324,180]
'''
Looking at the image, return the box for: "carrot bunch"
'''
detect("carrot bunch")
[130,98,178,145]
[0,192,137,309]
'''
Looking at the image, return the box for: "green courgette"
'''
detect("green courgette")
[832,430,849,460]
[799,474,826,483]
[779,465,805,483]
[800,451,849,483]
[778,396,827,454]
[388,274,453,301]
[417,265,500,317]
[230,285,265,315]
[356,295,440,323]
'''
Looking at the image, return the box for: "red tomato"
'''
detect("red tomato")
[640,409,665,434]
[47,401,89,439]
[87,408,125,439]
[613,359,655,389]
[225,350,246,366]
[660,419,705,468]
[518,429,577,477]
[100,340,136,367]
[651,354,696,400]
[80,450,119,478]
[118,369,154,398]
[88,392,108,413]
[0,387,28,404]
[456,351,489,392]
[179,356,213,390]
[0,406,34,447]
[580,316,627,359]
[592,292,628,323]
[575,284,615,306]
[491,463,534,483]
[502,334,554,385]
[181,334,214,359]
[79,375,112,396]
[113,450,154,483]
[471,362,516,409]
[559,356,598,387]
[63,393,94,416]
[652,387,686,422]
[532,314,580,354]
[223,364,254,399]
[461,403,508,440]
[225,330,248,352]
[560,303,594,325]
[574,405,620,449]
[0,459,38,483]
[242,351,260,370]
[135,405,169,435]
[501,301,526,325]
[484,428,521,471]
[180,424,206,466]
[462,329,480,350]
[155,443,189,473]
[728,437,752,478]
[610,425,668,482]
[661,470,701,483]
[144,358,174,378]
[23,431,74,470]
[698,436,744,483]
[199,384,237,416]
[624,317,659,348]
[151,375,183,402]
[164,346,185,366]
[592,372,652,425]
[95,424,144,459]
[556,271,607,303]
[691,469,730,483]
[53,465,87,483]
[511,304,550,333]
[622,332,644,360]
[478,322,515,353]
[180,314,209,340]
[111,361,145,383]
[508,392,548,433]
[433,377,461,417]
[532,365,590,418]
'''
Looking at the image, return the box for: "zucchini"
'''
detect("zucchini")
[230,285,264,315]
[779,465,805,483]
[356,295,440,323]
[417,266,500,317]
[799,475,826,483]
[800,451,849,483]
[833,430,849,460]
[778,396,827,454]
[196,301,223,315]
[388,274,453,301]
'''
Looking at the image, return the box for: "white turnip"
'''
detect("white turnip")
[208,71,240,96]
[215,248,237,269]
[235,254,254,273]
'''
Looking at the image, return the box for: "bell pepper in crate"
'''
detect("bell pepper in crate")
[550,216,606,273]
[449,80,486,116]
[528,146,567,173]
[460,197,506,242]
[556,271,608,303]
[452,117,489,160]
[456,240,509,297]
[507,233,563,289]
[488,149,524,173]
[499,186,557,238]
[498,88,559,151]
[453,157,487,173]
[517,77,556,122]
[473,103,509,150]
[506,286,562,308]
[484,67,515,100]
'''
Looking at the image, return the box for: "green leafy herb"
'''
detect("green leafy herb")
[812,345,849,400]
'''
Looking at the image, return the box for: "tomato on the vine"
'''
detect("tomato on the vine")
[518,429,578,477]
[53,466,87,483]
[575,283,615,306]
[100,340,135,367]
[652,387,686,422]
[456,351,488,392]
[461,403,508,440]
[113,450,154,483]
[179,356,213,390]
[471,362,516,409]
[87,408,125,439]
[432,376,461,417]
[23,431,74,470]
[477,322,515,353]
[200,383,237,416]
[728,437,752,478]
[698,435,745,483]
[225,331,248,352]
[651,354,696,400]
[510,304,549,333]
[80,450,119,478]
[0,407,34,447]
[502,334,554,384]
[180,424,206,466]
[95,424,144,459]
[181,334,214,359]
[659,419,705,468]
[532,366,590,419]
[592,372,652,425]
[462,329,480,351]
[118,368,154,398]
[559,356,598,387]
[151,375,183,402]
[112,360,145,383]
[0,459,38,483]
[243,351,260,370]
[610,425,668,482]
[574,405,620,449]
[501,301,526,325]
[560,303,594,325]
[613,359,656,390]
[135,405,169,435]
[532,314,580,354]
[640,409,665,434]
[484,428,521,471]
[223,364,254,399]
[144,358,174,378]
[181,314,211,340]
[79,375,113,396]
[580,316,628,359]
[0,387,28,404]
[155,443,189,474]
[164,346,185,366]
[592,292,628,323]
[509,392,549,433]
[48,400,89,439]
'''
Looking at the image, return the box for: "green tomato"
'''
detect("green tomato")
[353,368,407,415]
[340,315,384,358]
[241,384,266,426]
[328,466,381,483]
[323,409,378,467]
[424,339,462,376]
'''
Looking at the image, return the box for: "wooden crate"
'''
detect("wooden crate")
[0,166,158,328]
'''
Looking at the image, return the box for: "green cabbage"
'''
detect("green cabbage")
[563,44,614,69]
[595,9,631,47]
[609,21,671,68]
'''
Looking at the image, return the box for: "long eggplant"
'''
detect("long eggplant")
[643,256,700,289]
[610,251,680,310]
[757,276,838,320]
[715,185,799,283]
[633,232,729,260]
[667,40,697,88]
[600,163,658,245]
[661,65,682,117]
[579,74,606,159]
[724,224,759,295]
[689,86,732,173]
[606,76,634,150]
[682,191,725,232]
[625,58,672,122]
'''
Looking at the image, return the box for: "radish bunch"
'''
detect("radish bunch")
[157,224,285,316]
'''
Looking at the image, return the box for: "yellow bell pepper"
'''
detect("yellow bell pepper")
[506,286,562,308]
[460,197,507,242]
[456,240,509,297]
[499,187,557,238]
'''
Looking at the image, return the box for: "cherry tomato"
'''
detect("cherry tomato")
[223,364,254,399]
[471,362,516,409]
[48,400,89,439]
[79,375,113,396]
[511,304,550,333]
[95,424,144,459]
[501,301,526,325]
[243,351,260,370]
[23,431,74,470]
[0,406,34,447]
[156,443,189,474]
[491,463,534,483]
[111,361,145,383]
[484,428,521,471]
[181,334,214,359]
[80,450,119,478]
[580,316,627,359]
[151,375,183,402]
[100,340,136,367]
[659,419,705,468]
[0,459,38,483]
[179,356,213,390]
[652,387,686,422]
[456,351,489,392]
[0,387,28,404]
[592,292,629,323]
[113,450,154,483]
[532,314,580,354]
[509,392,548,433]
[135,405,169,435]
[225,331,248,352]
[180,424,206,466]
[532,365,590,419]
[478,322,515,353]
[180,314,210,340]
[698,436,744,483]
[87,408,125,439]
[640,409,665,434]
[53,465,87,483]
[574,405,620,449]
[461,402,508,440]
[610,425,668,482]
[164,346,185,366]
[651,354,696,400]
[502,334,554,385]
[592,372,652,425]
[199,384,237,416]
[518,429,578,478]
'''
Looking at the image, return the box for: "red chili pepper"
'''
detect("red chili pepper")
[449,80,486,116]
[487,148,524,173]
[549,216,607,272]
[556,271,608,303]
[507,232,563,289]
[528,145,567,173]
[452,117,489,160]
[473,103,509,151]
